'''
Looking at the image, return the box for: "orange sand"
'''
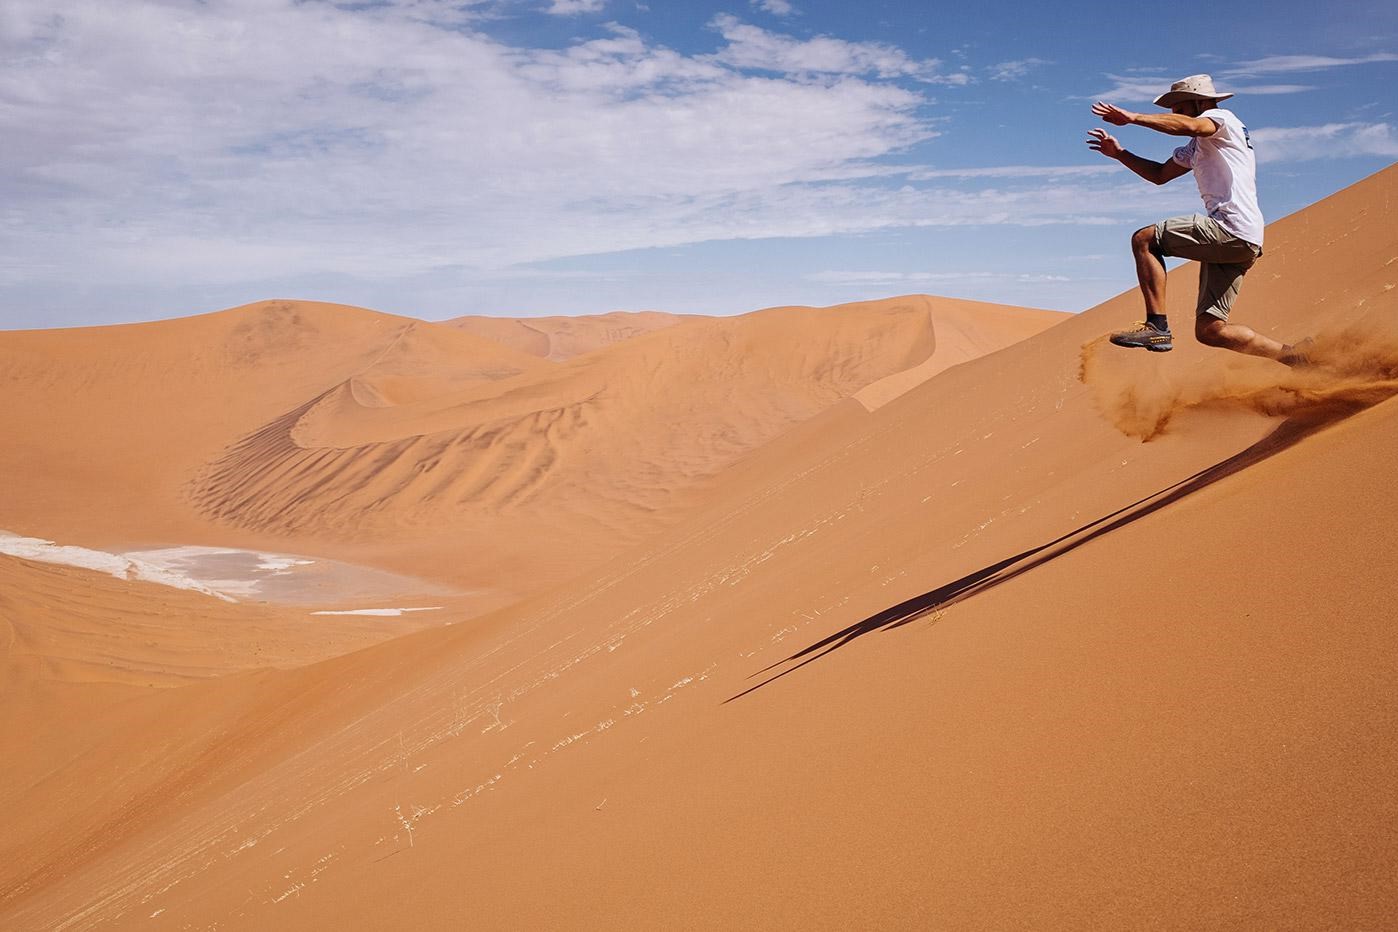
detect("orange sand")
[1,164,1396,930]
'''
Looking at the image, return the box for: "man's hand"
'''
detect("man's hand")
[1092,101,1138,126]
[1086,127,1123,159]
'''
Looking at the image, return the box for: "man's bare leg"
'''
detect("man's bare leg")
[1108,225,1175,350]
[1195,316,1290,360]
[1131,225,1167,317]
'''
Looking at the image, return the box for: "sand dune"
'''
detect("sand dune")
[1,293,1056,607]
[204,297,1058,543]
[0,290,1062,928]
[1,164,1396,929]
[0,299,423,546]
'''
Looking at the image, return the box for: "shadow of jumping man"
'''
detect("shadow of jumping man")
[727,403,1367,704]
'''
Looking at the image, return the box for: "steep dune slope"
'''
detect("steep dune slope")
[3,165,1393,929]
[0,553,444,802]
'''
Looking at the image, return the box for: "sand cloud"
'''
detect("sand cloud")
[1080,317,1398,442]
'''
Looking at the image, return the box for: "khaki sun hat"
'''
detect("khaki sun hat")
[1153,73,1234,108]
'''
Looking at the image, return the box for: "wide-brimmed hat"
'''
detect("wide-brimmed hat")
[1153,74,1234,108]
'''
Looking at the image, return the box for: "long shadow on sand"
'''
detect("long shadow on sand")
[727,406,1357,704]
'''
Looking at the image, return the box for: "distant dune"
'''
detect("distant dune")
[1,294,1062,613]
[1,164,1396,930]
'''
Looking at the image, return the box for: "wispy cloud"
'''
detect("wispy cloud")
[751,0,796,15]
[1252,122,1398,163]
[1222,53,1398,76]
[708,15,969,84]
[546,0,606,15]
[988,58,1050,82]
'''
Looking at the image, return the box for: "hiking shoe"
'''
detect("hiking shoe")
[1109,320,1173,352]
[1280,336,1316,368]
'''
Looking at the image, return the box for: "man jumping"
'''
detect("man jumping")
[1087,74,1308,365]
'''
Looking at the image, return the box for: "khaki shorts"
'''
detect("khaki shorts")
[1153,214,1263,321]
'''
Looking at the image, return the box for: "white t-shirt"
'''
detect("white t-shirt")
[1172,108,1264,247]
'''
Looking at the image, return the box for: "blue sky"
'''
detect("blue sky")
[2,0,1396,329]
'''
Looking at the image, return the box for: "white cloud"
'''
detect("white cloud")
[0,2,944,287]
[751,0,796,14]
[1,0,1194,318]
[708,14,969,84]
[988,58,1049,82]
[547,0,606,14]
[1223,53,1398,76]
[1252,122,1398,163]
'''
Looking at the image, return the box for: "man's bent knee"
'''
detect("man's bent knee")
[1195,316,1228,346]
[1131,226,1157,252]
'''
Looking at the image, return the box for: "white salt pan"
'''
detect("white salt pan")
[2,532,450,607]
[0,532,237,602]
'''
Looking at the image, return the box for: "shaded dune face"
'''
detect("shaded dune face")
[186,383,596,532]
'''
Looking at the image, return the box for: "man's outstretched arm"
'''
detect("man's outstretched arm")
[1086,128,1192,185]
[1093,101,1218,137]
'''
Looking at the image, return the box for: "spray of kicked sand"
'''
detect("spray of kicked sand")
[1080,317,1398,441]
